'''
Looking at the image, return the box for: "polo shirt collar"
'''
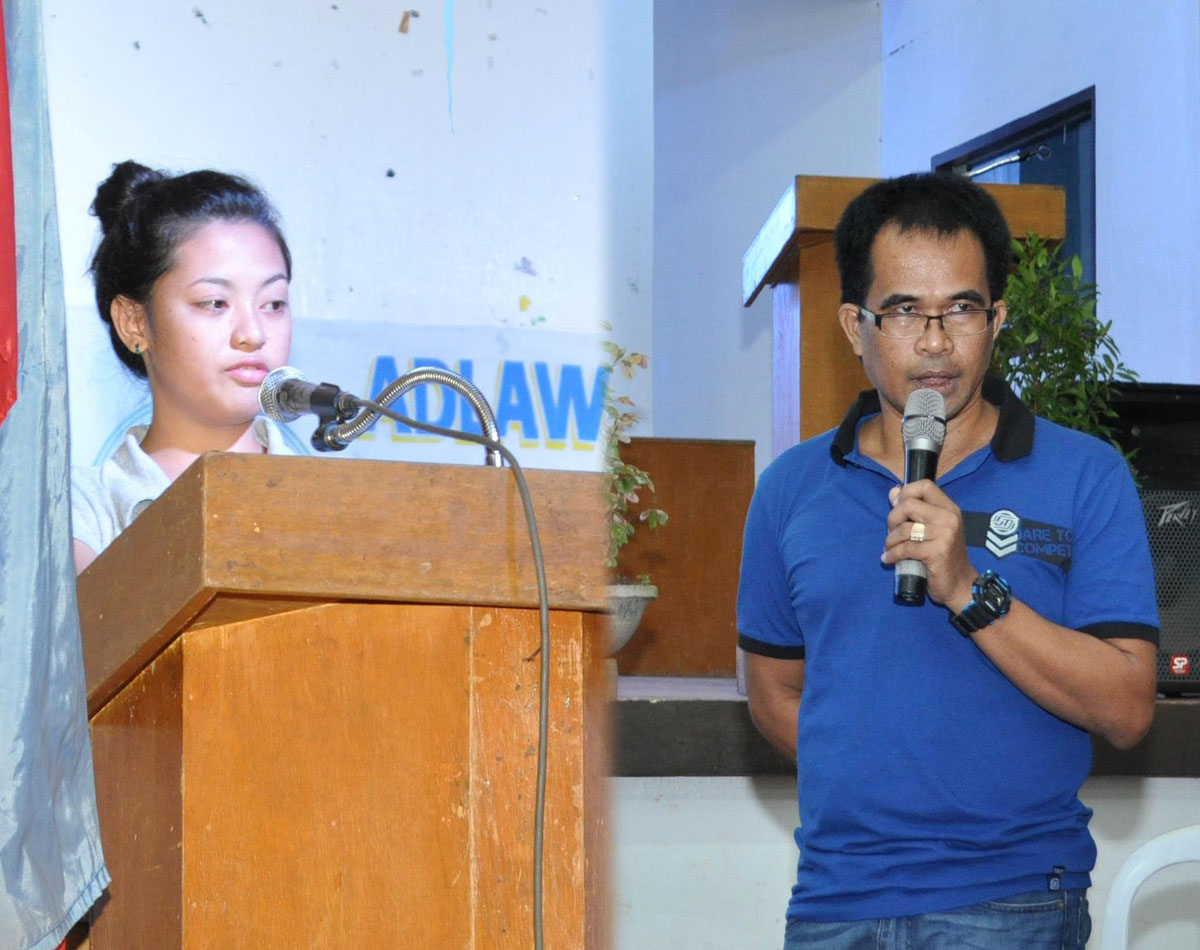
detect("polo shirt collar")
[831,375,1034,466]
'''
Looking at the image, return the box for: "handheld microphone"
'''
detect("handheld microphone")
[258,366,360,423]
[894,388,946,606]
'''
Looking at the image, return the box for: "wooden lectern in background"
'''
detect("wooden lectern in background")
[742,175,1066,452]
[77,454,609,949]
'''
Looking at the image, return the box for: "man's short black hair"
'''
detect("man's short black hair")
[833,172,1011,306]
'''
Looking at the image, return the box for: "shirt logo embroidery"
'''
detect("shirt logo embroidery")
[963,510,1073,568]
[986,509,1021,558]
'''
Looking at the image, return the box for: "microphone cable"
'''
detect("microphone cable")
[354,398,553,950]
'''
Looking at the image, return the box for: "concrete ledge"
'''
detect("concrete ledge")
[613,677,1200,779]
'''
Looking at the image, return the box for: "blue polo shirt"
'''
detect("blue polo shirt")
[737,377,1159,922]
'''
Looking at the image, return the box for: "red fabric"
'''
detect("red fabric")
[0,3,16,428]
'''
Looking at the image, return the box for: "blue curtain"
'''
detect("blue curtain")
[0,0,110,945]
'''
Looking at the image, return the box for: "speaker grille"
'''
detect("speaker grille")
[1139,489,1200,695]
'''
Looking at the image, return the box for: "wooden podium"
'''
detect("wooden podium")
[77,453,610,949]
[742,175,1066,452]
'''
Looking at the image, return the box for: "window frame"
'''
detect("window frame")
[932,87,1095,287]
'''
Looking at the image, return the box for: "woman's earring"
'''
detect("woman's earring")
[132,343,141,355]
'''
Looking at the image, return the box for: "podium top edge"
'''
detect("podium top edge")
[742,175,1066,306]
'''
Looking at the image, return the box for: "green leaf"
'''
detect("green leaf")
[999,232,1138,480]
[603,331,669,561]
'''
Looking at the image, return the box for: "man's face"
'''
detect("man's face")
[838,223,1006,421]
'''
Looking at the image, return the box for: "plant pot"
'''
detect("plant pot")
[605,583,658,656]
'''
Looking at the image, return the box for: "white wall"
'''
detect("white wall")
[42,0,653,470]
[614,774,1200,949]
[614,776,798,948]
[880,0,1200,386]
[43,0,620,330]
[650,0,881,473]
[600,0,655,419]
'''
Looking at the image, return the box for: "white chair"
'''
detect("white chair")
[1100,823,1200,950]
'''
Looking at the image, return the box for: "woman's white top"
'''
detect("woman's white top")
[70,416,295,558]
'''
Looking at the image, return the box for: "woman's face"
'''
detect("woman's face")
[136,220,291,431]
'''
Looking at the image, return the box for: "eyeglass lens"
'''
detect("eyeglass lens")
[873,309,991,338]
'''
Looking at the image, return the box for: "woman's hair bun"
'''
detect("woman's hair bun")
[90,160,163,234]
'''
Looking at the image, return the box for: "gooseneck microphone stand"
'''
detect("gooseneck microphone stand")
[261,367,552,950]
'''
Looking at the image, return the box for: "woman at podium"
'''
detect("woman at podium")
[71,161,295,573]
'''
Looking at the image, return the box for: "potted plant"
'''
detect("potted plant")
[993,234,1137,467]
[601,326,668,655]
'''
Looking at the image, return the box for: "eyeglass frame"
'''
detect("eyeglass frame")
[857,304,997,339]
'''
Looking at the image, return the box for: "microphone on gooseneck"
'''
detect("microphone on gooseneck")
[258,366,360,423]
[894,388,947,606]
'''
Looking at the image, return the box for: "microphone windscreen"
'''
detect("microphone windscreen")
[258,365,307,422]
[902,389,947,448]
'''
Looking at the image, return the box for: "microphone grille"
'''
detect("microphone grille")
[902,388,947,447]
[258,366,306,422]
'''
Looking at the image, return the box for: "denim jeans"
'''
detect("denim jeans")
[783,889,1091,949]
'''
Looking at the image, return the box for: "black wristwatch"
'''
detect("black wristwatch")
[951,570,1012,636]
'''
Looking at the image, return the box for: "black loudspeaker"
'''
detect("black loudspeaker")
[1110,384,1200,695]
[1110,382,1200,491]
[1139,490,1200,696]
[1108,381,1200,695]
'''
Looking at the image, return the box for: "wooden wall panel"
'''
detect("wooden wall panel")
[580,610,611,950]
[614,438,755,676]
[182,602,472,948]
[89,642,184,949]
[470,607,602,949]
[89,600,607,948]
[797,241,870,440]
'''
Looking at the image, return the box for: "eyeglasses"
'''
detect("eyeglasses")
[858,305,995,339]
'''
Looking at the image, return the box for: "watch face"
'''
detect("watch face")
[980,587,1005,612]
[955,572,1011,635]
[976,574,1011,618]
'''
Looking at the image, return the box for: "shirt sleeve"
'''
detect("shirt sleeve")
[1063,445,1159,643]
[69,465,109,556]
[736,463,806,659]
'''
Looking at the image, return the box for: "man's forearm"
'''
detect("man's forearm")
[884,480,1156,749]
[969,600,1156,749]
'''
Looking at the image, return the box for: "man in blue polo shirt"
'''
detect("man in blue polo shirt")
[737,173,1159,949]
